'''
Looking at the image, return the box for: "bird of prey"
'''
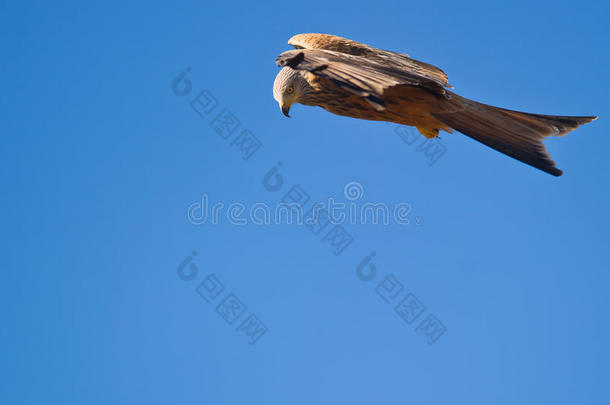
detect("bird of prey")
[273,33,597,176]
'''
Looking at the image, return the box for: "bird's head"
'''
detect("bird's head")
[273,67,312,117]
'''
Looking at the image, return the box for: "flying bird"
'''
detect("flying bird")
[273,33,597,176]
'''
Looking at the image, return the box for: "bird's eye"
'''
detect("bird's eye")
[286,87,294,94]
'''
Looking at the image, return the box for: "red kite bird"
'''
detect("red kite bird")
[273,33,597,176]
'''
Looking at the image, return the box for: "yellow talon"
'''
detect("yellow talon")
[417,127,439,139]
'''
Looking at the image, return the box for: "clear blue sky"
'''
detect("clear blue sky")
[1,1,609,404]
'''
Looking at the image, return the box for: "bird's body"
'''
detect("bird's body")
[302,72,450,132]
[273,33,597,176]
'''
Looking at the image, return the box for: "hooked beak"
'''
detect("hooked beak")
[280,103,291,118]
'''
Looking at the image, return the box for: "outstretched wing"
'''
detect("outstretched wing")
[288,33,451,88]
[276,49,447,110]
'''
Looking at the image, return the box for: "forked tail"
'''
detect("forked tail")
[432,93,597,176]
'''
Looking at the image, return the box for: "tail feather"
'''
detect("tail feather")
[432,93,597,176]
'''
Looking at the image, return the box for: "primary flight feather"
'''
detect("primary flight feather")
[273,33,597,176]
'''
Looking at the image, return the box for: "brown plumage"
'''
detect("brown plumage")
[273,33,597,176]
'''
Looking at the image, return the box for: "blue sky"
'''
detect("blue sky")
[1,1,609,404]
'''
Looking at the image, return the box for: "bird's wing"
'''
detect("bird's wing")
[288,33,451,88]
[276,49,447,110]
